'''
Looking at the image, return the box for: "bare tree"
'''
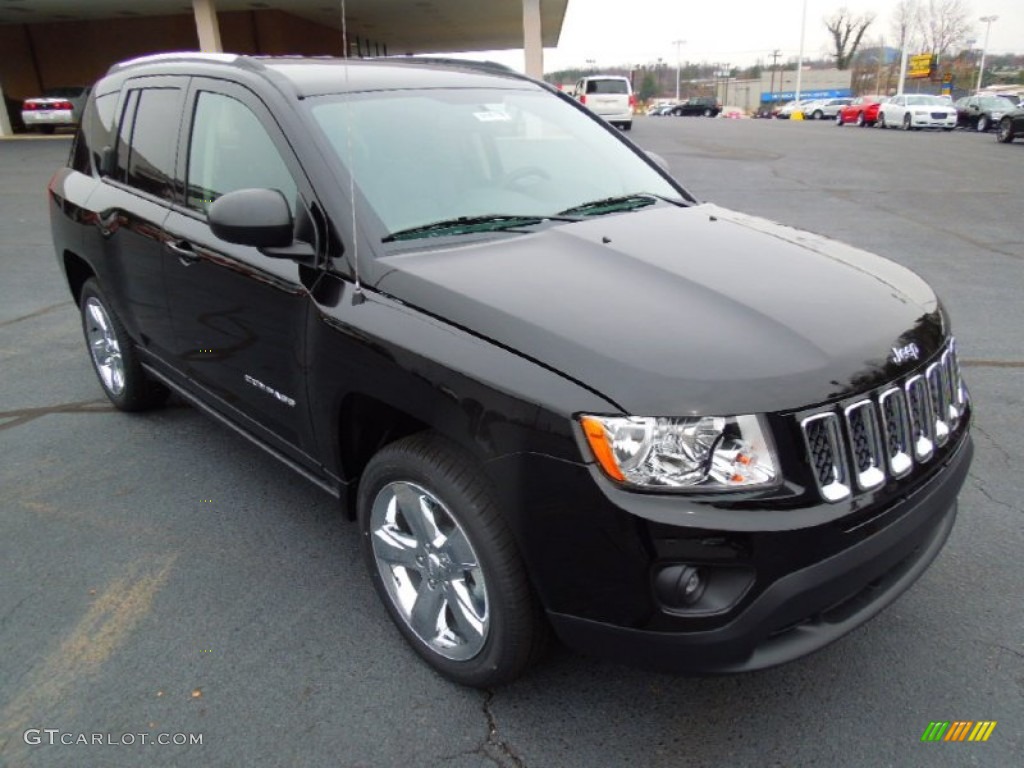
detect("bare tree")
[890,0,923,54]
[917,0,973,58]
[825,7,876,69]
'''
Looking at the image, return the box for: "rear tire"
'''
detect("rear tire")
[703,108,713,117]
[812,110,824,120]
[358,434,547,688]
[977,115,989,132]
[855,113,865,127]
[79,278,169,411]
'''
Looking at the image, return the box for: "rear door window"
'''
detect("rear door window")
[112,84,185,200]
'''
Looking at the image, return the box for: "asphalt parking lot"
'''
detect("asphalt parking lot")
[1,119,1021,767]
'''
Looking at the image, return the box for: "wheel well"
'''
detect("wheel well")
[338,394,428,518]
[62,251,95,305]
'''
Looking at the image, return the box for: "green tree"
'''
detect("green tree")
[639,72,658,101]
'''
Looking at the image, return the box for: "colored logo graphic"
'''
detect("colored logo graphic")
[921,721,997,742]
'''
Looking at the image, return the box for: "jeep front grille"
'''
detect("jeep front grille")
[799,339,967,502]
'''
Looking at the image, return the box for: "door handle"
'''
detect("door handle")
[166,239,200,265]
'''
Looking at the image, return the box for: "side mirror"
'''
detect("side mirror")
[208,188,295,248]
[645,150,670,174]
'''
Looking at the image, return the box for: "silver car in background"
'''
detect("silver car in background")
[21,86,90,133]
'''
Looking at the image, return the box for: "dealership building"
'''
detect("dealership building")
[0,0,567,135]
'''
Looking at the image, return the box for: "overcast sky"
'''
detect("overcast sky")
[450,0,1023,73]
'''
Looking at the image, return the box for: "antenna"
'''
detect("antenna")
[340,0,365,305]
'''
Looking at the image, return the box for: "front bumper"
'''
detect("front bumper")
[910,114,957,128]
[549,433,971,672]
[486,422,972,674]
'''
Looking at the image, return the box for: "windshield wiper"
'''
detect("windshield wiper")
[382,214,578,243]
[558,193,681,217]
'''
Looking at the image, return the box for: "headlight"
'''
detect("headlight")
[580,414,778,490]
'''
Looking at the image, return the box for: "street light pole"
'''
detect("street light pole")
[672,40,686,101]
[976,15,998,91]
[795,0,807,104]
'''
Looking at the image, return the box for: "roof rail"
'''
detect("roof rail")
[107,51,242,74]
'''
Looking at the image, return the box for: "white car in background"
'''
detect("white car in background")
[878,94,957,131]
[804,97,853,120]
[572,75,634,130]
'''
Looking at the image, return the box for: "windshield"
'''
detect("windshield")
[309,88,683,239]
[979,97,1012,109]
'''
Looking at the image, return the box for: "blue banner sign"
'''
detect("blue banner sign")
[761,88,852,102]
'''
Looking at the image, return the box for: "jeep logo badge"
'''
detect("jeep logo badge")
[891,342,921,365]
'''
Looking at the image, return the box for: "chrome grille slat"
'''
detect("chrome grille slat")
[799,338,967,503]
[878,387,912,478]
[926,362,950,446]
[905,374,935,462]
[844,400,885,490]
[800,413,850,502]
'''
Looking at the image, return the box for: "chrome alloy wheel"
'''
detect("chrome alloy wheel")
[370,481,489,660]
[84,297,125,395]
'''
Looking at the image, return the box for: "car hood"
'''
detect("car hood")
[374,203,946,416]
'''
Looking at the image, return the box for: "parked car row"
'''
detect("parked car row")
[832,92,1022,140]
[645,97,723,117]
[775,98,852,119]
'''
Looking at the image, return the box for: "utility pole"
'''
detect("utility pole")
[672,40,686,101]
[795,0,807,104]
[977,16,998,91]
[768,49,781,112]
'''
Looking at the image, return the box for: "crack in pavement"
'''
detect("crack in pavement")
[961,359,1024,368]
[968,473,1022,516]
[0,399,115,432]
[481,690,526,768]
[442,690,526,768]
[0,302,66,329]
[971,423,1014,468]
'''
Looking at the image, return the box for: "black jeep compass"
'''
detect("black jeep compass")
[49,53,973,687]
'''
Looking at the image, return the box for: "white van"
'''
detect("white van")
[572,75,634,130]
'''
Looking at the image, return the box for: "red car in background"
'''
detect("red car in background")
[836,95,886,127]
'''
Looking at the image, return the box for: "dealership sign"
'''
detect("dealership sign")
[760,88,852,103]
[908,53,936,79]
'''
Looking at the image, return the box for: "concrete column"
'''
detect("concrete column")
[522,0,543,78]
[193,0,223,53]
[0,83,13,137]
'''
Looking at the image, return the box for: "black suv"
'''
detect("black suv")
[671,96,722,117]
[50,54,972,687]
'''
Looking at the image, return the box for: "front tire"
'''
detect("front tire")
[79,279,169,411]
[997,117,1015,143]
[902,114,912,132]
[812,110,824,120]
[703,108,713,117]
[877,112,886,129]
[358,434,547,687]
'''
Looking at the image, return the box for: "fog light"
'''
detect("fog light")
[655,564,706,608]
